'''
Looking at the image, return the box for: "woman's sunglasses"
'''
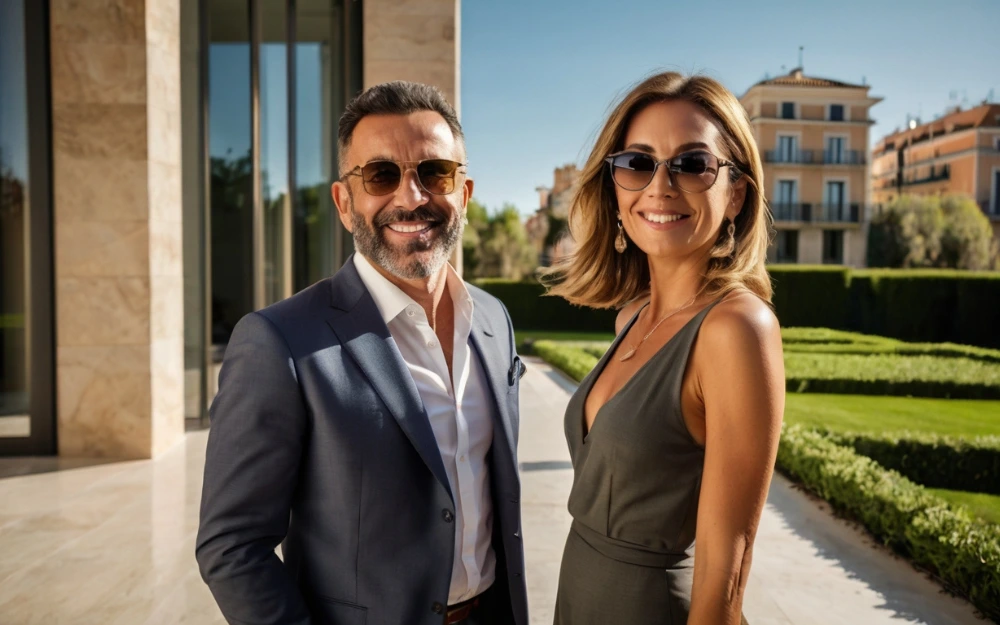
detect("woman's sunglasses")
[605,150,740,193]
[342,159,466,196]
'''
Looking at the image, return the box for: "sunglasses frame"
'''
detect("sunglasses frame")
[604,150,740,193]
[342,158,468,197]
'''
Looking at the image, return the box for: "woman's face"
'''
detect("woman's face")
[612,99,746,262]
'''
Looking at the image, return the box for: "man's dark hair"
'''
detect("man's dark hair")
[338,81,464,172]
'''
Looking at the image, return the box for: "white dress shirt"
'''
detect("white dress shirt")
[353,253,496,605]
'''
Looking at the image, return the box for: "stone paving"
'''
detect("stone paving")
[0,356,987,624]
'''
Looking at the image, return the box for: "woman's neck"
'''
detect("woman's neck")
[645,253,710,317]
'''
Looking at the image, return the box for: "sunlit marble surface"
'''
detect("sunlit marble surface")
[0,357,986,624]
[0,432,224,625]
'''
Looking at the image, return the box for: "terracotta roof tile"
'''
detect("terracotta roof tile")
[753,68,865,89]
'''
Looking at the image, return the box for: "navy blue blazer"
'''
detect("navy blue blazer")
[196,256,528,625]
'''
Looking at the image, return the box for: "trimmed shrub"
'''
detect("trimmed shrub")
[823,431,1000,496]
[481,269,1000,348]
[768,265,852,330]
[474,279,616,332]
[778,425,1000,620]
[784,352,1000,399]
[532,341,598,383]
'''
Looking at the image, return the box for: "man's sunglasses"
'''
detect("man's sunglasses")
[342,159,466,196]
[605,150,740,193]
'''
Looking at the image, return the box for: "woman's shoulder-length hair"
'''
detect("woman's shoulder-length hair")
[541,71,773,309]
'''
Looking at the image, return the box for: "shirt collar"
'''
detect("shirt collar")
[353,253,473,325]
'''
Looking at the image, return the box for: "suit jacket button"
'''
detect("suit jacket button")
[432,602,445,614]
[442,509,454,523]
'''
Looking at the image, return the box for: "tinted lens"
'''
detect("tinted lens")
[416,159,460,195]
[610,153,657,190]
[669,152,719,192]
[360,161,402,195]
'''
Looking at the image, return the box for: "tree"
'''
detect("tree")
[866,194,997,269]
[462,198,489,278]
[462,200,537,279]
[938,194,996,270]
[482,203,537,280]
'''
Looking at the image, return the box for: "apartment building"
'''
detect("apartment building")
[871,103,1000,240]
[741,68,882,266]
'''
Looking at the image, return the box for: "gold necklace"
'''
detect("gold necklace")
[618,287,706,362]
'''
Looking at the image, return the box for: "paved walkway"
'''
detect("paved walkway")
[0,357,986,624]
[519,357,986,625]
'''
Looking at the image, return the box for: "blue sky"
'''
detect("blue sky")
[461,0,1000,216]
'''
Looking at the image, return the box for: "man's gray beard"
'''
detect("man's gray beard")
[349,201,464,281]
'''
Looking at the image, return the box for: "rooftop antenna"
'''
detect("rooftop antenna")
[798,46,804,70]
[861,75,867,86]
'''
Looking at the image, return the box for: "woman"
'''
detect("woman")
[544,72,785,625]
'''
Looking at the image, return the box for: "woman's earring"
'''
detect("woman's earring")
[727,219,737,254]
[615,215,627,253]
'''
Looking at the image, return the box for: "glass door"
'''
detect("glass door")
[0,0,54,454]
[182,0,363,423]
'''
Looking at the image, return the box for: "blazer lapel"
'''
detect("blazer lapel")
[326,259,453,502]
[469,312,518,471]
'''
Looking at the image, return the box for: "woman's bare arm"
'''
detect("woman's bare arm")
[687,294,785,625]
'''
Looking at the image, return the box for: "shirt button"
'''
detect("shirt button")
[432,602,445,614]
[427,340,437,348]
[459,455,466,462]
[442,509,454,523]
[406,308,416,317]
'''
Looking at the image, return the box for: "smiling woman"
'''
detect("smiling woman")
[543,72,783,625]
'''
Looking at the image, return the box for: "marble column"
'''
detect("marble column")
[50,0,184,459]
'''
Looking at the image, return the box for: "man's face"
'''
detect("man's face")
[331,111,473,281]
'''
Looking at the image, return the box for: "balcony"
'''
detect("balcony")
[901,164,950,186]
[816,203,862,223]
[771,202,862,223]
[823,150,866,165]
[764,149,866,165]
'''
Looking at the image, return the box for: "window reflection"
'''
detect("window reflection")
[0,0,30,434]
[209,1,253,346]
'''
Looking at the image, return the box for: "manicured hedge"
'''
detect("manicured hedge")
[533,338,1000,399]
[823,430,1000,496]
[532,341,598,383]
[475,280,616,332]
[847,270,996,346]
[778,425,1000,620]
[768,265,852,330]
[476,268,1000,348]
[784,353,1000,399]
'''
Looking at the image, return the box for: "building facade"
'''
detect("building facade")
[740,68,882,266]
[525,164,580,265]
[0,0,461,458]
[871,103,1000,240]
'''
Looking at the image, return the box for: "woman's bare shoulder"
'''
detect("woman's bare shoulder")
[615,296,649,335]
[701,290,781,355]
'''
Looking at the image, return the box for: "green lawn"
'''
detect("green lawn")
[784,393,1000,437]
[927,488,1000,526]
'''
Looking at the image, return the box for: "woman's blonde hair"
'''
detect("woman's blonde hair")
[542,71,773,308]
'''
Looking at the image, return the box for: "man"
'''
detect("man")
[196,81,528,625]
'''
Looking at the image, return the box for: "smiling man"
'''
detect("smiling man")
[196,81,528,625]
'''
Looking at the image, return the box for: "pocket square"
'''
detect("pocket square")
[508,356,526,385]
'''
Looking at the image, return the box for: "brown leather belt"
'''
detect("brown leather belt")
[445,596,480,624]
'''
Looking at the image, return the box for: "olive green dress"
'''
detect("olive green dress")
[554,299,748,625]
